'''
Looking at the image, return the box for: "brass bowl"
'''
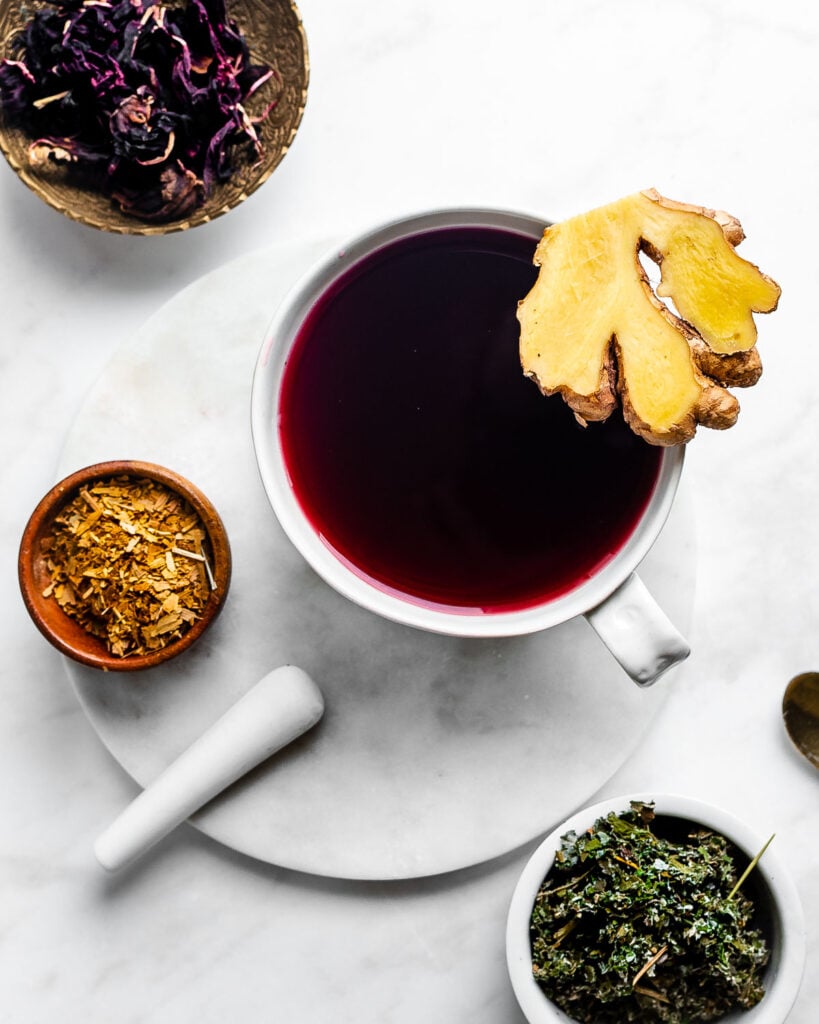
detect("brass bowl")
[18,461,232,671]
[0,0,308,234]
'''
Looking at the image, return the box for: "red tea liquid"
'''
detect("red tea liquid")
[279,226,661,612]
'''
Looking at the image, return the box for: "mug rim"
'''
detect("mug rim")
[250,206,685,638]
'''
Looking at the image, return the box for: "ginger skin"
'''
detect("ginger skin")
[517,189,781,445]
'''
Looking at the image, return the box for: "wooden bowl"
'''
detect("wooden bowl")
[19,461,232,671]
[0,0,308,234]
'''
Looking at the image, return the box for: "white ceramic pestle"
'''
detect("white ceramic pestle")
[94,665,324,872]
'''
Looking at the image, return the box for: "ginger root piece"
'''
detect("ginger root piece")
[517,189,781,445]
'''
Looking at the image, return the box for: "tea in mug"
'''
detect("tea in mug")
[278,226,661,612]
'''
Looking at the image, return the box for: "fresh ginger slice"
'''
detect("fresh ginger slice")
[517,189,781,445]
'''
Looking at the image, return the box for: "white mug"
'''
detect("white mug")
[251,208,689,686]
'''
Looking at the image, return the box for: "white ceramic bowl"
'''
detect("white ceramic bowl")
[506,793,805,1024]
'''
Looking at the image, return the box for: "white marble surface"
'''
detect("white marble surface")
[2,0,818,1020]
[56,238,694,879]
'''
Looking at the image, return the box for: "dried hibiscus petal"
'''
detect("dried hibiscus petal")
[113,159,204,221]
[109,87,177,165]
[0,0,279,223]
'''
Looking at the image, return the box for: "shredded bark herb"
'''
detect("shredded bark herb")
[530,802,771,1023]
[0,0,279,222]
[41,475,215,657]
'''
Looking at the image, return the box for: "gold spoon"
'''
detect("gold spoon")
[782,672,819,769]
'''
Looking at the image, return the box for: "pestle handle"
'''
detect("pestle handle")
[94,665,324,872]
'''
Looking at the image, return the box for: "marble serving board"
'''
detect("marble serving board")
[57,236,696,880]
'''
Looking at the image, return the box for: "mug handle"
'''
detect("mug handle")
[585,573,690,686]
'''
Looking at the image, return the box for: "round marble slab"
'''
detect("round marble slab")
[58,236,696,880]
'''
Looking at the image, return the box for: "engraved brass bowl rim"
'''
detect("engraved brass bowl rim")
[0,0,308,235]
[18,460,232,672]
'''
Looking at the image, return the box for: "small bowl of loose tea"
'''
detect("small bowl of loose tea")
[18,460,231,670]
[0,0,308,234]
[506,794,805,1024]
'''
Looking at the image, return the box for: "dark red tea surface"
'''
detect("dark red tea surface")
[279,226,662,612]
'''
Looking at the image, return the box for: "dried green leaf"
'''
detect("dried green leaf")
[529,803,770,1023]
